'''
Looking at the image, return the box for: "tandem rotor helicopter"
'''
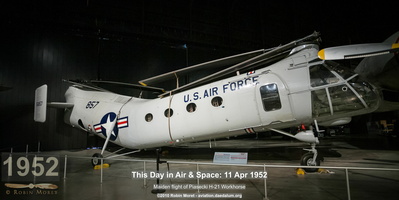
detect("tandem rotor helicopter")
[34,31,399,171]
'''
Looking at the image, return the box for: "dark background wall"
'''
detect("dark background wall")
[0,0,397,151]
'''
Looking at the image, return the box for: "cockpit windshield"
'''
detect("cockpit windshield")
[310,61,379,118]
[324,61,355,80]
[309,64,339,87]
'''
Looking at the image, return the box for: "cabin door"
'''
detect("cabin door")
[255,73,295,126]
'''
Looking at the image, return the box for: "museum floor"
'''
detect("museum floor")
[2,134,399,200]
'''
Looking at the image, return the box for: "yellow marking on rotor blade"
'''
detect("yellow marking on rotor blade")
[139,82,147,86]
[317,49,325,60]
[392,43,399,49]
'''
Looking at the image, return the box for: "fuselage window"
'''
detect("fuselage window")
[164,108,173,118]
[211,96,223,107]
[186,103,197,112]
[145,113,153,122]
[260,83,282,111]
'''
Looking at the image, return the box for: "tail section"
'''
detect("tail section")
[34,84,74,123]
[34,85,48,122]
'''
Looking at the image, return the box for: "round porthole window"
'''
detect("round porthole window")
[164,108,174,117]
[186,103,197,113]
[211,96,223,107]
[145,113,153,122]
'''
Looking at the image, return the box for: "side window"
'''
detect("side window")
[260,84,281,111]
[211,96,223,107]
[309,64,339,87]
[164,108,173,118]
[145,113,153,122]
[186,103,197,113]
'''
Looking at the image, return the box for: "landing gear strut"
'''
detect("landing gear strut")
[299,120,324,172]
[269,120,324,173]
[300,143,322,172]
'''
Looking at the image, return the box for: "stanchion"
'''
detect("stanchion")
[64,155,67,179]
[345,168,351,200]
[151,149,166,194]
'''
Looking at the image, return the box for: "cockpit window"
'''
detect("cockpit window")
[348,76,378,108]
[311,89,330,117]
[329,85,364,114]
[310,61,379,118]
[309,64,339,87]
[312,84,364,117]
[312,78,379,118]
[325,61,355,80]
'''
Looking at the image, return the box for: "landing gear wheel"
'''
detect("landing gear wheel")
[92,153,103,166]
[300,152,320,173]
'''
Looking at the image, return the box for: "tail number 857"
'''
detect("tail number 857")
[86,101,100,109]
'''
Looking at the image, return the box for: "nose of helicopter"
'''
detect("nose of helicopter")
[310,61,380,119]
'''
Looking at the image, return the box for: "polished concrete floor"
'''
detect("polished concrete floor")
[2,134,399,200]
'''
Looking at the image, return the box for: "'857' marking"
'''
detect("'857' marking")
[86,101,99,109]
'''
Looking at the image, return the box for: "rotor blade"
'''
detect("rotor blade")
[318,43,399,60]
[90,80,165,93]
[158,31,321,97]
[63,79,110,92]
[138,49,268,86]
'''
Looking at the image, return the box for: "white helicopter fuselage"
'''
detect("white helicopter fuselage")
[64,45,380,149]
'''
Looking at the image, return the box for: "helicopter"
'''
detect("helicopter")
[34,31,399,171]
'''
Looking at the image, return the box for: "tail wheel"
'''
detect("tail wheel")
[92,153,103,166]
[300,152,320,172]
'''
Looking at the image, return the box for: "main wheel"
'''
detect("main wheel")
[300,152,320,173]
[92,153,103,166]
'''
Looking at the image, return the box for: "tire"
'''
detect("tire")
[92,153,103,166]
[300,152,320,173]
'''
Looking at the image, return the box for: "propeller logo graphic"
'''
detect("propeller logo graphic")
[5,183,58,190]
